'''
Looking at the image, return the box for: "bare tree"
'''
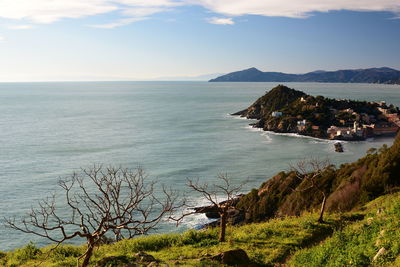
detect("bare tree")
[290,158,332,223]
[5,165,181,267]
[173,174,245,242]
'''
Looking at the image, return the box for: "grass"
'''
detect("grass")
[0,214,343,266]
[2,192,400,266]
[288,192,400,267]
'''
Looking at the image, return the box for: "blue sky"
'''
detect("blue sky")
[0,0,399,81]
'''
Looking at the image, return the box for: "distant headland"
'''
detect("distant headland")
[233,85,400,141]
[210,67,400,84]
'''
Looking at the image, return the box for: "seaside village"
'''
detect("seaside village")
[272,99,400,140]
[325,102,400,140]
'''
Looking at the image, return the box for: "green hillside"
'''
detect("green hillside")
[2,192,400,266]
[236,132,400,223]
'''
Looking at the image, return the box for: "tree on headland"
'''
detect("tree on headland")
[173,174,245,242]
[290,158,333,223]
[5,165,181,267]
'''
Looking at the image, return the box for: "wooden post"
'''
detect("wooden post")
[219,212,227,242]
[318,194,327,223]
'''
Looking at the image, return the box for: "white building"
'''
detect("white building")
[297,119,307,131]
[297,119,307,126]
[272,111,283,117]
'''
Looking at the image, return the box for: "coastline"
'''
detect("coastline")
[241,117,398,143]
[242,124,343,143]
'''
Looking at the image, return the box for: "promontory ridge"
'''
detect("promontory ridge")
[210,67,400,84]
[233,85,400,141]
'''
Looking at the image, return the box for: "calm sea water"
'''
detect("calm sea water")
[0,82,399,250]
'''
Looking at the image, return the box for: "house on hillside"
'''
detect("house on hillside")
[297,119,307,132]
[370,123,399,136]
[326,122,364,140]
[272,111,283,117]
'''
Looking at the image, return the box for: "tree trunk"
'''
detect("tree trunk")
[81,243,94,267]
[318,194,327,223]
[219,212,227,242]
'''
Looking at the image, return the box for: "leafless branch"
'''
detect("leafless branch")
[289,157,334,223]
[4,165,182,267]
[172,174,246,242]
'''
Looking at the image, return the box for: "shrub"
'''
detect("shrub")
[12,242,41,262]
[179,229,218,246]
[46,245,82,261]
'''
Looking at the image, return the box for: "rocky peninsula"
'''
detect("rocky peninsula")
[233,85,400,141]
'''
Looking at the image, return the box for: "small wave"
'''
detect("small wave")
[263,131,352,144]
[263,131,327,141]
[231,115,248,120]
[260,132,273,143]
[243,125,263,132]
[309,139,347,144]
[226,113,258,121]
[167,195,228,230]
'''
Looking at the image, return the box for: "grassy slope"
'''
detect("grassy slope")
[2,192,400,266]
[288,192,400,267]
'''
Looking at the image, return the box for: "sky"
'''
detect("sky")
[0,0,400,81]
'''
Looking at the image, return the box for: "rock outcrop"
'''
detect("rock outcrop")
[208,249,251,266]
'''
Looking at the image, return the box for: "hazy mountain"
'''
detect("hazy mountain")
[153,73,223,81]
[209,67,400,84]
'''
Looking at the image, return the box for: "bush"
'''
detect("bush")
[45,245,82,261]
[5,242,42,266]
[179,229,218,246]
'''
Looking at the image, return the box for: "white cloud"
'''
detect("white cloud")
[0,0,399,27]
[89,17,147,28]
[0,0,118,24]
[207,17,234,25]
[0,36,4,42]
[116,0,182,7]
[192,0,400,18]
[89,6,171,28]
[121,7,171,17]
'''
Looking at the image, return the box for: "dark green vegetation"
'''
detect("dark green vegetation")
[233,84,399,139]
[237,132,400,223]
[210,67,400,84]
[233,85,306,120]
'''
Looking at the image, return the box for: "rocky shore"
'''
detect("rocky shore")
[193,196,245,228]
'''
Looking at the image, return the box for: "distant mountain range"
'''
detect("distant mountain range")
[209,67,400,84]
[153,73,223,81]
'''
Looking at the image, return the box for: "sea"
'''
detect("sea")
[0,81,399,250]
